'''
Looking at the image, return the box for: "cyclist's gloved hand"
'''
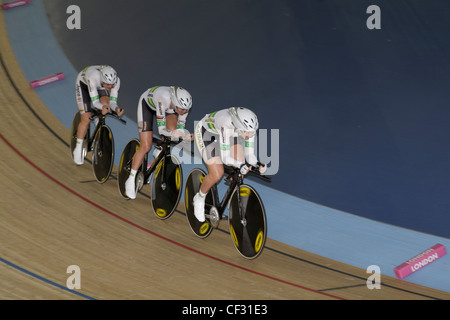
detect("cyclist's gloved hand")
[115,106,125,117]
[240,163,251,175]
[183,133,194,141]
[102,105,110,115]
[258,163,267,174]
[171,129,185,141]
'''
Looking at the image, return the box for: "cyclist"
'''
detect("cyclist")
[125,86,194,199]
[72,65,124,165]
[193,107,267,222]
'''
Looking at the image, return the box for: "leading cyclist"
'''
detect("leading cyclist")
[193,107,267,222]
[72,65,125,165]
[125,86,194,200]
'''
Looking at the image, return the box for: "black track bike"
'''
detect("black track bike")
[184,164,271,259]
[118,136,183,220]
[70,109,126,183]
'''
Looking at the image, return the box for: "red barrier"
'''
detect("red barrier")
[394,244,446,279]
[30,73,65,88]
[1,0,31,10]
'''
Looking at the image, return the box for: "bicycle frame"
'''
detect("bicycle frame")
[142,136,180,186]
[206,165,270,221]
[86,110,125,150]
[206,168,240,220]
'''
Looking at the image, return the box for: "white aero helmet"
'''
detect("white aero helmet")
[170,86,192,110]
[100,65,117,85]
[228,107,259,132]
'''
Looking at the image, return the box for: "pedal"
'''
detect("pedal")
[136,171,145,191]
[206,206,220,229]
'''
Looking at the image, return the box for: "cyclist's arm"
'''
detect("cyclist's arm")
[88,82,104,111]
[220,127,244,168]
[176,112,188,130]
[155,105,174,137]
[156,108,188,139]
[244,135,258,166]
[157,116,172,137]
[109,78,120,110]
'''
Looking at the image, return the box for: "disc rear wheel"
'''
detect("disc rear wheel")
[228,184,267,259]
[150,154,182,220]
[92,125,114,183]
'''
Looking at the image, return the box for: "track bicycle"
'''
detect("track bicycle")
[118,136,183,220]
[184,164,271,259]
[70,109,126,183]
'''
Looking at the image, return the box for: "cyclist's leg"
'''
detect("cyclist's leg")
[131,131,153,171]
[125,97,154,199]
[199,137,243,194]
[200,159,224,195]
[73,78,92,165]
[193,126,224,221]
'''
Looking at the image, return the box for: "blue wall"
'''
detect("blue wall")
[42,0,450,238]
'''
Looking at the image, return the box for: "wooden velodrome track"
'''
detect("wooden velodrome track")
[0,13,449,302]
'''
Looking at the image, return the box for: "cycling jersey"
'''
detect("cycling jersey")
[195,108,258,168]
[75,65,120,113]
[137,86,188,136]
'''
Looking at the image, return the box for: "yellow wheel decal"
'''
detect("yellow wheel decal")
[254,229,264,253]
[175,168,181,191]
[199,174,204,183]
[240,187,251,197]
[156,208,167,217]
[230,224,239,249]
[199,222,209,235]
[155,160,163,178]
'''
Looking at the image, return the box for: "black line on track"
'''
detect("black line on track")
[0,51,441,300]
[319,284,369,292]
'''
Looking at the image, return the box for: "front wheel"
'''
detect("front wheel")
[150,154,182,220]
[184,168,214,238]
[118,139,145,199]
[92,125,114,183]
[228,184,267,259]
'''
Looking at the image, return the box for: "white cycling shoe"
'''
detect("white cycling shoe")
[193,192,206,222]
[125,175,137,199]
[72,144,84,165]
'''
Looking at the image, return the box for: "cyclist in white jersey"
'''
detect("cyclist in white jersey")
[125,86,193,199]
[73,65,124,165]
[193,107,267,222]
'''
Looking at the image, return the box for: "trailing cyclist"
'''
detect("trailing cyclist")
[125,86,194,200]
[193,107,267,222]
[72,65,125,165]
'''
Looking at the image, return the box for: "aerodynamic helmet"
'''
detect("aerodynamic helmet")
[170,86,192,110]
[228,107,259,132]
[100,65,117,85]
